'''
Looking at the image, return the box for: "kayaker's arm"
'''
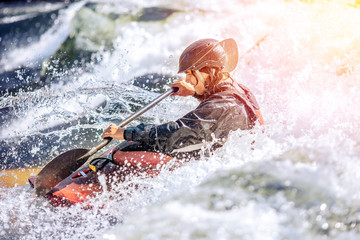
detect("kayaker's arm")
[123,92,251,156]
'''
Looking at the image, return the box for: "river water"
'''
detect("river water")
[1,0,360,239]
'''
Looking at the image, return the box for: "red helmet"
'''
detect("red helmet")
[178,38,238,73]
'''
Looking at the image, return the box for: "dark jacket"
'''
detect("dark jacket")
[123,78,263,158]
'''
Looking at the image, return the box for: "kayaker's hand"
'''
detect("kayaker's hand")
[103,124,125,140]
[171,79,195,96]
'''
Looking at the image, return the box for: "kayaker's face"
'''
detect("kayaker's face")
[184,70,207,95]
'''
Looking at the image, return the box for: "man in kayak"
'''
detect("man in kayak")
[33,38,264,206]
[102,38,264,170]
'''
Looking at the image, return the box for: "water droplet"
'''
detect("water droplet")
[320,203,327,211]
[322,222,329,230]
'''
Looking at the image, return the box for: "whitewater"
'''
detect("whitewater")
[1,0,360,239]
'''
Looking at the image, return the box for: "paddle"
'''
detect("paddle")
[34,87,178,196]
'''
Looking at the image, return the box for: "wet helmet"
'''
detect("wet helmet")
[178,38,238,73]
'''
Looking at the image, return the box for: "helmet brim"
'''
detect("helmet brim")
[220,38,238,72]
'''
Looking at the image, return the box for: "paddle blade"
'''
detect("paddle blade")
[0,167,42,188]
[34,148,90,196]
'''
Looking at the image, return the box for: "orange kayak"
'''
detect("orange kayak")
[27,143,175,207]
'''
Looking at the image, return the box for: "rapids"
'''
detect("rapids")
[1,0,360,239]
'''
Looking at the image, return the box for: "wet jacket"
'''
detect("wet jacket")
[123,78,263,158]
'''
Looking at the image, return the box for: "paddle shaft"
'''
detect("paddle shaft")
[239,33,269,59]
[81,88,177,160]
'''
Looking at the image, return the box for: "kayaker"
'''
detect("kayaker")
[102,38,264,170]
[29,38,264,207]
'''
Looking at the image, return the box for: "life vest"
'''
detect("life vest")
[210,77,264,126]
[235,83,264,126]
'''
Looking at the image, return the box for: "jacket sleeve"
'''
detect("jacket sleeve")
[123,93,250,155]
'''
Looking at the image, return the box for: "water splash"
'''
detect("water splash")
[1,0,360,239]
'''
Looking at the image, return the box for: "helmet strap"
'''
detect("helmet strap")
[194,70,206,88]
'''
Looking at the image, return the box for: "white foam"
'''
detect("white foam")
[1,0,360,239]
[0,1,86,73]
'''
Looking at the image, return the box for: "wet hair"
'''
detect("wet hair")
[199,67,230,90]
